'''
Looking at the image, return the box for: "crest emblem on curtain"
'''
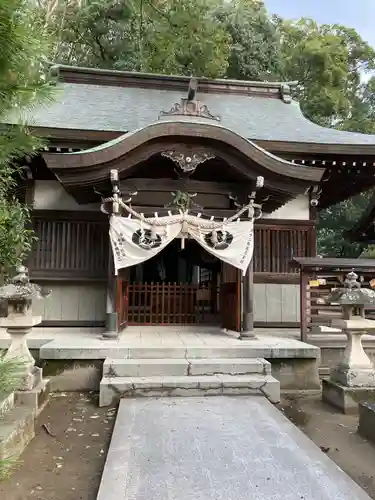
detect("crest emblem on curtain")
[132,229,163,250]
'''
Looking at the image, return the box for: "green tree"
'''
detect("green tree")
[0,0,52,282]
[0,0,52,478]
[317,191,374,257]
[339,76,375,134]
[274,18,375,256]
[38,0,231,77]
[276,18,375,126]
[215,0,283,81]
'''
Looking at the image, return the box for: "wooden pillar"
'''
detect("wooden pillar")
[240,258,256,339]
[102,168,120,339]
[102,241,119,339]
[300,267,309,343]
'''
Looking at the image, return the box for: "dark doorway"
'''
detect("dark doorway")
[118,239,241,330]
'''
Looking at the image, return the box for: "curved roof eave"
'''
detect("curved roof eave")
[43,119,323,184]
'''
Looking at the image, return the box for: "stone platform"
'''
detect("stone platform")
[0,380,50,463]
[358,402,375,443]
[322,379,375,414]
[0,327,321,393]
[96,397,371,500]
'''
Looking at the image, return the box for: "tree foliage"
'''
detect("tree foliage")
[0,0,52,479]
[37,0,231,77]
[339,76,375,134]
[317,191,374,258]
[0,0,53,283]
[37,0,375,125]
[276,18,375,126]
[215,0,284,81]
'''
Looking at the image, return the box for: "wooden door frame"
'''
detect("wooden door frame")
[220,262,242,332]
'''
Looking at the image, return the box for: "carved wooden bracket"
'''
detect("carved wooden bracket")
[161,150,215,174]
[164,190,203,211]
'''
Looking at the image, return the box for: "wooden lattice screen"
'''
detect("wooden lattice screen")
[29,213,108,279]
[254,222,314,274]
[126,283,215,325]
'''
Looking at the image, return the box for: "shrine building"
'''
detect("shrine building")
[9,64,375,335]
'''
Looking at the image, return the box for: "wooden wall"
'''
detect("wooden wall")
[28,210,313,327]
[32,282,106,326]
[254,283,299,325]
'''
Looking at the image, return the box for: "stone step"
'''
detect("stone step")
[125,347,272,360]
[0,404,36,461]
[0,393,14,417]
[99,374,280,407]
[103,357,271,377]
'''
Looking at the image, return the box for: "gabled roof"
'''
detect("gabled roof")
[7,64,375,152]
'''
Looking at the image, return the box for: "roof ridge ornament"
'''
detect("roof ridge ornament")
[159,77,221,121]
[187,77,198,101]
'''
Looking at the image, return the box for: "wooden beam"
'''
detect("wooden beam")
[43,122,323,184]
[31,210,108,222]
[253,273,300,284]
[255,219,315,228]
[119,178,250,195]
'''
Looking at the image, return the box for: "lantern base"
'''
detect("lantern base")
[322,378,375,414]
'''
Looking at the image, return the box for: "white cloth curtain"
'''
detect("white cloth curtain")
[109,216,181,273]
[187,220,254,275]
[109,214,254,275]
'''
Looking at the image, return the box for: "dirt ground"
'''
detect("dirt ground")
[0,393,116,500]
[278,395,375,498]
[1,394,375,499]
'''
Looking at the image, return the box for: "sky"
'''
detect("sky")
[264,0,375,48]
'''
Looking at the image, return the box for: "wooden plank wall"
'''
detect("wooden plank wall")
[254,283,300,325]
[29,212,314,281]
[32,282,106,325]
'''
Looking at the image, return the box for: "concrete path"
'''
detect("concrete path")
[97,397,371,500]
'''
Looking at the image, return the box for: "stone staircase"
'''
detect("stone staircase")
[0,380,49,463]
[99,350,280,406]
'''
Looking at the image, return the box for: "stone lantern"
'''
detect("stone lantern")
[0,266,51,391]
[322,271,375,413]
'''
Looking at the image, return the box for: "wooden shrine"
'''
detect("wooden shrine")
[7,64,375,332]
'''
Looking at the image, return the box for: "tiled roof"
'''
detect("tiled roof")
[6,65,375,146]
